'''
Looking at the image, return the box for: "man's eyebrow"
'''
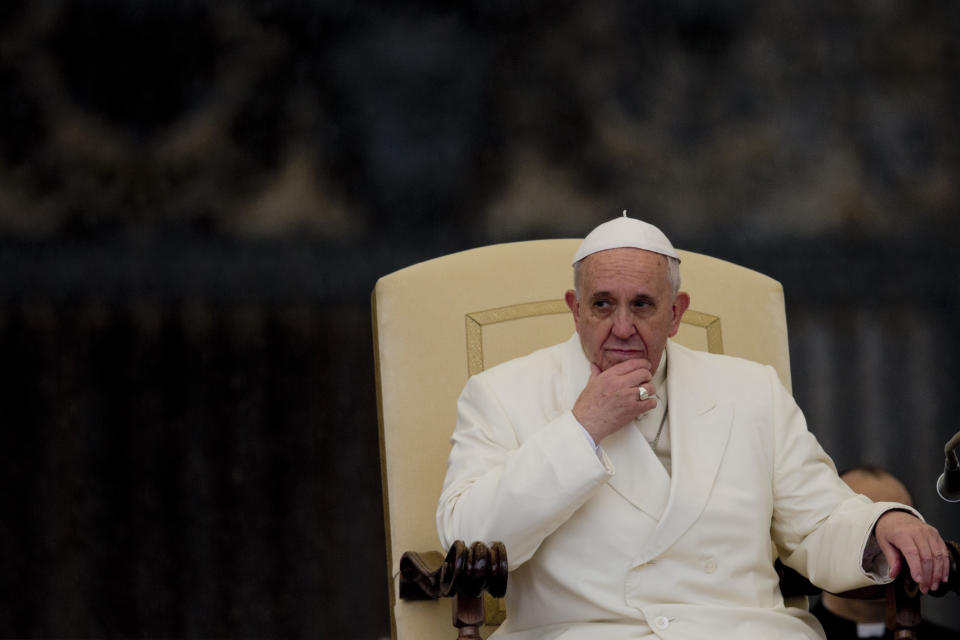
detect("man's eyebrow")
[589,291,613,299]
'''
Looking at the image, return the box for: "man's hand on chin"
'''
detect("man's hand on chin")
[572,358,657,443]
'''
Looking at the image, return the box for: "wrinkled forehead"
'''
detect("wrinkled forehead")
[575,247,671,292]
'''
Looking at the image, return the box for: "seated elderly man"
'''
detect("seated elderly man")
[436,214,950,640]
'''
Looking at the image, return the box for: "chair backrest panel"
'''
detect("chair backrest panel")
[372,239,790,639]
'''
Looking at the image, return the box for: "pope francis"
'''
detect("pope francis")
[436,214,950,639]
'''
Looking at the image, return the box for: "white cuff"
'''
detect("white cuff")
[575,421,601,457]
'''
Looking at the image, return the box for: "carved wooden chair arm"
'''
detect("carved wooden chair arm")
[399,541,507,639]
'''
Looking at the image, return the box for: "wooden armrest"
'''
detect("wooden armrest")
[400,540,507,600]
[399,541,508,639]
[399,549,446,601]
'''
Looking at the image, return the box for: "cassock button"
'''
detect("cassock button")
[704,558,717,573]
[655,616,670,629]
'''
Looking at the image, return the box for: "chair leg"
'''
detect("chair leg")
[886,577,921,639]
[453,592,485,639]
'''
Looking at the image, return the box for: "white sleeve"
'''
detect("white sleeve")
[436,373,613,568]
[767,367,920,590]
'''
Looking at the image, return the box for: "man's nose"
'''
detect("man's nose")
[611,309,636,339]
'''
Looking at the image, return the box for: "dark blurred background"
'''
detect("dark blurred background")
[0,1,958,638]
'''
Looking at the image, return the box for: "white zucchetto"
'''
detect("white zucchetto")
[572,211,680,265]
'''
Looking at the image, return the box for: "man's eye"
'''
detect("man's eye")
[591,300,613,313]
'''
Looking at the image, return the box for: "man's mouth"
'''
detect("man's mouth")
[606,348,645,358]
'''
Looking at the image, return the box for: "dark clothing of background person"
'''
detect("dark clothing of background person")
[812,600,960,640]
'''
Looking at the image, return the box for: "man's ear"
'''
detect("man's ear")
[668,291,691,337]
[564,290,580,329]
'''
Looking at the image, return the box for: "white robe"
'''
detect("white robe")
[437,335,908,639]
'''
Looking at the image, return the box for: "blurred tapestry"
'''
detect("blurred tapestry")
[0,1,958,637]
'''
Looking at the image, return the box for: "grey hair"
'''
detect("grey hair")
[573,255,682,298]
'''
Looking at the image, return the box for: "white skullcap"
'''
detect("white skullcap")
[572,211,679,266]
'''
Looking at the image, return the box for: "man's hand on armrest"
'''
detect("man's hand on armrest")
[874,510,950,593]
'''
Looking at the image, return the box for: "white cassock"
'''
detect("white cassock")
[437,334,913,640]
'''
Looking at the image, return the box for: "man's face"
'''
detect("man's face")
[564,247,689,373]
